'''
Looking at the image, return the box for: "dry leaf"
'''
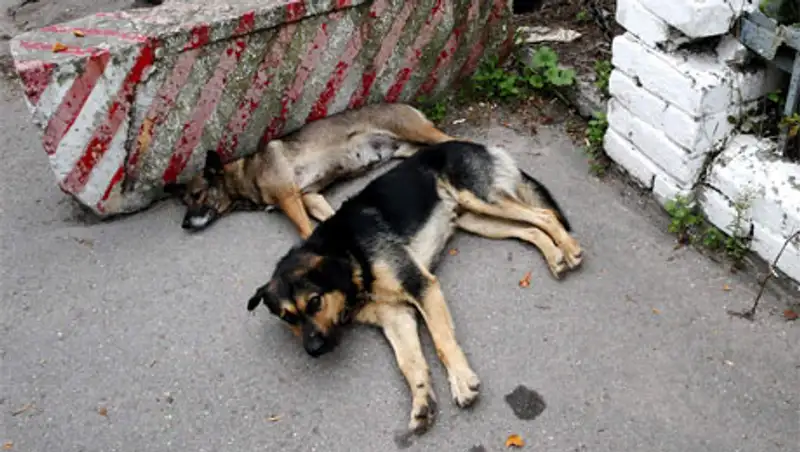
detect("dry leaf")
[72,29,85,37]
[518,271,531,288]
[267,415,281,422]
[784,309,798,321]
[52,42,68,53]
[651,308,661,315]
[98,407,108,417]
[3,442,12,450]
[448,248,459,256]
[505,434,524,448]
[722,284,731,291]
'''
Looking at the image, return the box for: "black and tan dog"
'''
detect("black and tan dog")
[246,139,582,433]
[166,103,455,238]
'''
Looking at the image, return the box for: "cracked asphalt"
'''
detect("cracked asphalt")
[1,1,799,451]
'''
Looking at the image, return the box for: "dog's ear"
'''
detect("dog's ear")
[203,150,224,179]
[163,182,186,196]
[247,281,282,314]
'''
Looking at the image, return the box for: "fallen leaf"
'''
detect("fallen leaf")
[448,248,459,256]
[52,42,68,53]
[11,404,33,416]
[72,29,85,37]
[651,308,661,315]
[539,116,554,125]
[518,271,532,288]
[784,309,798,321]
[98,407,108,417]
[722,284,731,291]
[267,415,281,422]
[3,441,12,450]
[505,434,524,448]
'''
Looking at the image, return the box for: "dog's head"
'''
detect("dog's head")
[165,150,235,232]
[247,246,361,358]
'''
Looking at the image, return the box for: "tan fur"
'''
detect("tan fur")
[177,103,457,236]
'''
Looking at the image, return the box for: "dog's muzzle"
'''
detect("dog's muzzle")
[181,207,217,231]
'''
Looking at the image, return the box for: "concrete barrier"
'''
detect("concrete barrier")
[10,0,514,217]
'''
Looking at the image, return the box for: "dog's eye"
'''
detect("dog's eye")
[305,295,322,314]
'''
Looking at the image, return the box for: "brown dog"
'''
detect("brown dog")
[166,103,455,238]
[247,140,582,434]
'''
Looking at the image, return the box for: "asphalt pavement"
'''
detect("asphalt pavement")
[1,2,799,450]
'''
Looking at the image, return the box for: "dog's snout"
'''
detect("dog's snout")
[303,330,328,358]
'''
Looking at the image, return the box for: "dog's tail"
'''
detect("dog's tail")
[516,169,572,232]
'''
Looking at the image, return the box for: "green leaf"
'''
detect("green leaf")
[531,47,558,69]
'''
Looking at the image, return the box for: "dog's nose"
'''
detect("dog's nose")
[181,216,193,229]
[304,331,327,358]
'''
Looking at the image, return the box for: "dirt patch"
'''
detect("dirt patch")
[513,0,622,75]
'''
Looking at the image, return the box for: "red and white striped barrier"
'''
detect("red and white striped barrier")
[10,0,514,217]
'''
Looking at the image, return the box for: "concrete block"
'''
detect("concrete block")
[638,0,757,39]
[603,128,659,189]
[707,134,800,240]
[653,172,692,207]
[607,99,705,186]
[612,33,776,117]
[615,0,674,48]
[751,223,800,284]
[609,69,736,156]
[10,0,515,217]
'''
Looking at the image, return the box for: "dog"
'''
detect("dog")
[246,139,582,433]
[165,103,455,238]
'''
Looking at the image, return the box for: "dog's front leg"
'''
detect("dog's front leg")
[356,303,436,434]
[402,249,481,409]
[301,193,336,222]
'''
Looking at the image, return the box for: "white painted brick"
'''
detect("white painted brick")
[638,0,757,39]
[751,223,800,284]
[698,187,751,237]
[607,99,706,186]
[715,34,750,67]
[708,135,800,240]
[653,173,692,207]
[616,0,672,48]
[612,33,776,117]
[603,129,658,189]
[609,69,735,155]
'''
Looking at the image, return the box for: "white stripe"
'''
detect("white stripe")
[77,117,129,207]
[285,12,355,132]
[49,49,137,181]
[25,64,75,129]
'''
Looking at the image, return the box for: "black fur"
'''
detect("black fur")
[518,169,572,232]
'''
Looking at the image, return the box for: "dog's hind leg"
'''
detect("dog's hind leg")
[400,250,481,409]
[258,140,314,238]
[456,213,568,278]
[456,191,583,269]
[356,303,437,434]
[301,193,335,222]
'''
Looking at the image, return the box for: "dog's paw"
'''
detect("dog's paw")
[562,239,583,270]
[449,367,481,408]
[408,393,437,434]
[546,248,569,279]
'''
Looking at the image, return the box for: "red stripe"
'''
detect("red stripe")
[415,0,480,97]
[286,0,307,21]
[457,0,505,79]
[97,166,125,212]
[384,0,446,103]
[15,60,55,106]
[19,40,102,56]
[307,1,389,122]
[216,24,299,161]
[42,51,111,156]
[40,25,148,43]
[162,15,256,183]
[336,0,353,7]
[60,40,158,194]
[347,0,417,109]
[183,24,211,50]
[260,15,339,145]
[126,50,202,178]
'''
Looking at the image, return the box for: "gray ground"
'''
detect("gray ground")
[1,1,799,451]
